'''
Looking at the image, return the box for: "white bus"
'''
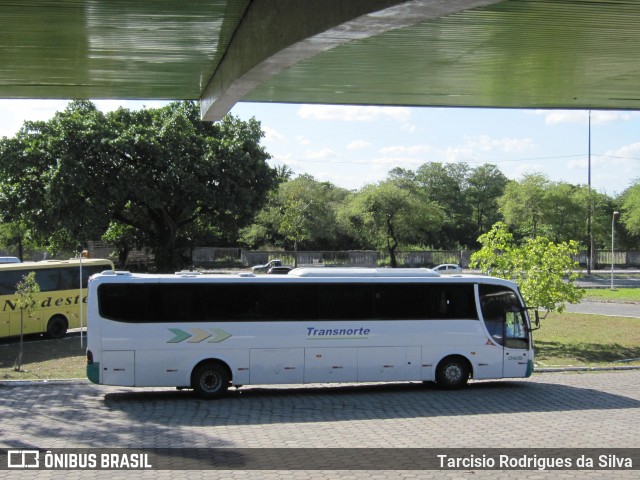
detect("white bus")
[86,268,536,398]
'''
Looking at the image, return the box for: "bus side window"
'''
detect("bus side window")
[98,284,148,322]
[35,268,61,292]
[426,285,478,320]
[0,271,23,295]
[58,267,76,290]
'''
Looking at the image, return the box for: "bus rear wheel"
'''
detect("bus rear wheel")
[46,315,68,339]
[191,362,230,399]
[436,356,469,389]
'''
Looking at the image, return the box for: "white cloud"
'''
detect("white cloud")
[297,104,411,122]
[440,145,476,163]
[271,152,301,166]
[605,142,640,158]
[0,99,170,138]
[368,156,426,171]
[566,142,640,173]
[468,134,534,152]
[439,135,534,162]
[535,109,633,125]
[401,123,418,133]
[379,144,432,156]
[347,139,370,151]
[0,100,68,137]
[296,135,310,146]
[304,148,339,161]
[262,125,286,143]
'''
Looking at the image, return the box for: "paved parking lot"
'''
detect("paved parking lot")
[0,370,638,479]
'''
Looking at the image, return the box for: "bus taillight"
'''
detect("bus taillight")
[87,350,94,365]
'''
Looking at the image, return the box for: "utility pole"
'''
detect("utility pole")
[587,110,592,274]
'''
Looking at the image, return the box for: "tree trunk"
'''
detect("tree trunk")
[387,218,398,268]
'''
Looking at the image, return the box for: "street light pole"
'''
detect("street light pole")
[611,211,619,290]
[587,110,592,274]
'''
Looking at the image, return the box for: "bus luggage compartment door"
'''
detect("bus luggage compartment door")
[101,350,135,386]
[250,348,304,384]
[357,347,420,382]
[304,348,358,383]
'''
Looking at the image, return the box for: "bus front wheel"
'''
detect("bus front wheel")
[46,316,68,339]
[191,362,230,399]
[436,356,469,389]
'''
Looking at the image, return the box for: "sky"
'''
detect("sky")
[0,99,638,197]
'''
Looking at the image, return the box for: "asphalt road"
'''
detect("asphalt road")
[575,271,640,289]
[564,300,640,318]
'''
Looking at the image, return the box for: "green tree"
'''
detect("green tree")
[543,182,588,243]
[621,179,640,239]
[467,164,508,241]
[241,175,351,251]
[414,162,474,248]
[0,222,38,261]
[392,162,507,248]
[339,179,444,267]
[470,222,584,313]
[0,101,277,271]
[14,272,40,371]
[278,177,319,256]
[0,119,63,251]
[499,173,549,238]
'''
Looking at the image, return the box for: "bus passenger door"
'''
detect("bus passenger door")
[479,284,531,379]
[502,310,530,378]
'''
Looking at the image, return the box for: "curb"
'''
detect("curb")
[534,365,640,373]
[0,378,89,386]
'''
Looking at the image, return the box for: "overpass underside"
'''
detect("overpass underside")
[1,0,639,120]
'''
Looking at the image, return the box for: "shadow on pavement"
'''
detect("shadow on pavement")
[98,376,640,426]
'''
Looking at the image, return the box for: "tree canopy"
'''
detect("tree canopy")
[621,179,640,238]
[0,100,637,268]
[470,222,585,312]
[339,179,444,267]
[0,101,277,271]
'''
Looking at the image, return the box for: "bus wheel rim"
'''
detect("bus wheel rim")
[445,365,462,383]
[201,371,221,392]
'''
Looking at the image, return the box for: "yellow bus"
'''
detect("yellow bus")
[0,258,114,339]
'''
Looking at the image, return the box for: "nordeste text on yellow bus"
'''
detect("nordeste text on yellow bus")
[3,294,87,312]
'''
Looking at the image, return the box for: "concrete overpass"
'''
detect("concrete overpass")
[2,0,639,120]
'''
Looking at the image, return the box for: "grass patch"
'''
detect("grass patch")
[583,288,640,303]
[1,312,639,381]
[0,335,85,380]
[534,312,640,368]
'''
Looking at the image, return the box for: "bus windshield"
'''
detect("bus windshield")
[479,284,530,350]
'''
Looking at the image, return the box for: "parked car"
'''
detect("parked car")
[0,256,21,264]
[266,266,293,275]
[432,264,462,274]
[251,259,283,274]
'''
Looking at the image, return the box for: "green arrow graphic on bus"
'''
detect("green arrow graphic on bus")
[167,327,232,344]
[187,328,212,343]
[167,328,192,343]
[208,328,232,343]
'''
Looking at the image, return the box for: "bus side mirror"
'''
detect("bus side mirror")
[528,308,542,330]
